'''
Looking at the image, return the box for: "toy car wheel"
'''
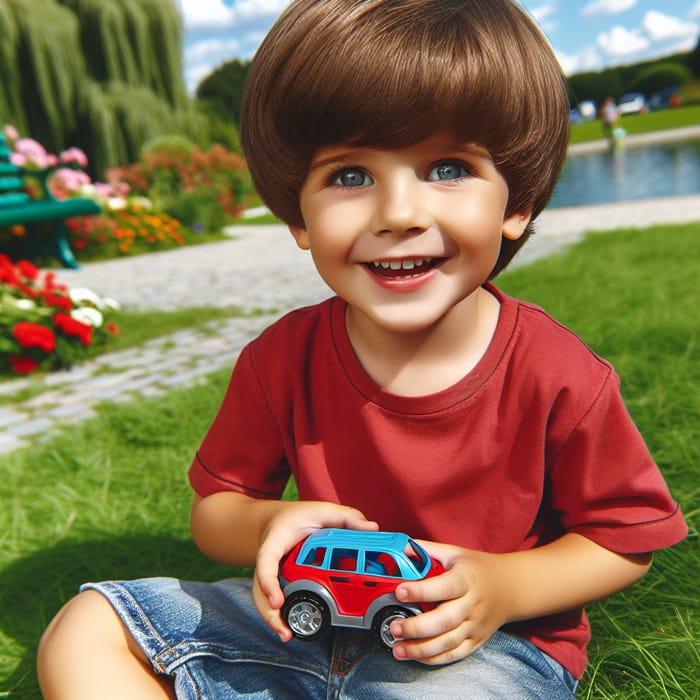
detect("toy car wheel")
[373,607,413,649]
[283,592,329,640]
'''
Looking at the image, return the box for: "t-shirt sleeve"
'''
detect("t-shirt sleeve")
[188,343,290,499]
[548,368,687,553]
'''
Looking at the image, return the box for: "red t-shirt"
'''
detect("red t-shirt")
[189,284,687,679]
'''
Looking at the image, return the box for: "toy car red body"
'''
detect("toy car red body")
[279,528,445,648]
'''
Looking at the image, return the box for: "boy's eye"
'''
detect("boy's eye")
[332,168,373,188]
[427,162,469,181]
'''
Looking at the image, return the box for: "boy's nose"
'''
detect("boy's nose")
[371,176,431,236]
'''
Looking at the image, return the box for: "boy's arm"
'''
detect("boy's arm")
[190,491,378,639]
[391,533,652,666]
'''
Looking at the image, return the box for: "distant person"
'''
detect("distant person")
[602,97,622,144]
[38,1,688,698]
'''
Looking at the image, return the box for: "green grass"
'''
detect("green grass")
[570,105,700,144]
[231,211,283,225]
[0,223,698,697]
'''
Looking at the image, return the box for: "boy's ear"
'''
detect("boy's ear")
[502,210,532,241]
[289,224,310,250]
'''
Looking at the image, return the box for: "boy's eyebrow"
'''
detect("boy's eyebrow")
[308,142,493,172]
[308,150,359,173]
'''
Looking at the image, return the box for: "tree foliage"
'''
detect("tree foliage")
[567,47,699,107]
[631,62,694,96]
[0,0,206,178]
[195,59,251,125]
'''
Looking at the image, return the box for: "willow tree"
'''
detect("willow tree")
[0,0,203,177]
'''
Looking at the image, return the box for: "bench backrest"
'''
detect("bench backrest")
[0,134,31,209]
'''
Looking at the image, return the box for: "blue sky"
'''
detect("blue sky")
[177,0,700,94]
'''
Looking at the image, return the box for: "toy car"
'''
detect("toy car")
[279,528,444,649]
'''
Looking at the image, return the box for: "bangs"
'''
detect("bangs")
[277,2,513,154]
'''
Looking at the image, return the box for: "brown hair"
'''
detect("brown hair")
[240,0,570,277]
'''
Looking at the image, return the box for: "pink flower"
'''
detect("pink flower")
[49,168,91,198]
[59,147,88,168]
[14,138,50,168]
[3,124,19,143]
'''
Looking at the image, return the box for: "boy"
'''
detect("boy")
[38,1,687,698]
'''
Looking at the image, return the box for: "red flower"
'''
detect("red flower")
[7,355,39,373]
[17,260,40,280]
[53,312,93,345]
[44,289,73,310]
[12,322,56,352]
[106,323,120,335]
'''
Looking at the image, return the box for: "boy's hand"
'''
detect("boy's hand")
[388,534,652,666]
[389,541,512,666]
[252,501,378,641]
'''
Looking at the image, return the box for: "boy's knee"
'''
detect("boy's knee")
[38,589,137,689]
[40,589,115,653]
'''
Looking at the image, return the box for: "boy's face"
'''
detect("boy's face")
[290,132,530,335]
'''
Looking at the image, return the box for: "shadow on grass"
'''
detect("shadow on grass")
[0,534,247,698]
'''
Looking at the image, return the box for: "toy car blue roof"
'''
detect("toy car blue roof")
[302,528,414,552]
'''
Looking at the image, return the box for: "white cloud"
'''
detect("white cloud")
[179,0,235,29]
[529,3,558,33]
[691,1,700,20]
[582,0,636,18]
[641,11,698,42]
[597,25,649,57]
[556,46,602,75]
[179,0,288,31]
[185,38,241,65]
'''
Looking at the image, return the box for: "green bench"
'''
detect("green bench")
[0,133,101,268]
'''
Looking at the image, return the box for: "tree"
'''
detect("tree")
[196,59,251,125]
[689,36,700,77]
[631,62,694,95]
[0,0,206,177]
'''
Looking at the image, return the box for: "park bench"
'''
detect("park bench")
[0,133,100,268]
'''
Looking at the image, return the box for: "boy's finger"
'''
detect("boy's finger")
[256,550,285,607]
[396,569,466,605]
[252,579,293,641]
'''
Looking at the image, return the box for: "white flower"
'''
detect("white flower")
[106,196,127,211]
[69,287,103,307]
[71,307,103,328]
[15,299,37,311]
[101,297,122,311]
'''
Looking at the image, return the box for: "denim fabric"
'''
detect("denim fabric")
[82,578,578,699]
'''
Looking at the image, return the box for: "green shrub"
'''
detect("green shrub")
[631,62,694,95]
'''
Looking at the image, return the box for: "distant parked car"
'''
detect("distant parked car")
[617,92,647,115]
[649,86,681,110]
[577,100,597,121]
[569,108,584,125]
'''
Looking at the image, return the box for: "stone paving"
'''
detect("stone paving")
[1,195,699,454]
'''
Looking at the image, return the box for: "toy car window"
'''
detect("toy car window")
[365,551,401,577]
[405,540,429,575]
[301,546,327,567]
[330,548,359,572]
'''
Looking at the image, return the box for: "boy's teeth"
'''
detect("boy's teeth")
[373,259,430,270]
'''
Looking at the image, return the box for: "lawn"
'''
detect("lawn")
[0,223,698,698]
[569,104,700,144]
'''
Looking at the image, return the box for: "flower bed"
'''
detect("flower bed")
[0,255,120,375]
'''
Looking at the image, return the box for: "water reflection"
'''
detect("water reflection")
[550,139,700,208]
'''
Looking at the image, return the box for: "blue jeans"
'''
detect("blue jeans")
[82,578,578,699]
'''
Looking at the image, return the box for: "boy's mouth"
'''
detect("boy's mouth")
[366,258,444,278]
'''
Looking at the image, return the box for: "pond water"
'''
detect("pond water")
[549,138,700,208]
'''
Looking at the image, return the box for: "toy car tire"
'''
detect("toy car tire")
[283,592,330,640]
[372,606,414,649]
